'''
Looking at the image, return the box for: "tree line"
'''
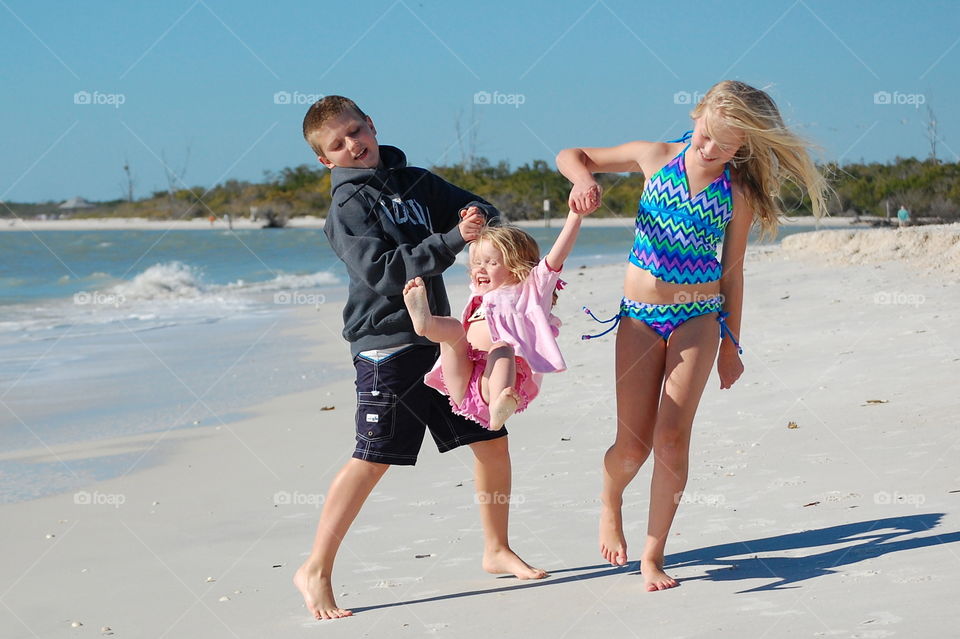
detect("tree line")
[5,156,959,221]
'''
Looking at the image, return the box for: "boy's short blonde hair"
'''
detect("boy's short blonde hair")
[302,95,369,156]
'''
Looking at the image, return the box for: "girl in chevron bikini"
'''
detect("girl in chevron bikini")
[556,81,828,591]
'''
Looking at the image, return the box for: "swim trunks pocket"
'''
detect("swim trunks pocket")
[356,391,398,443]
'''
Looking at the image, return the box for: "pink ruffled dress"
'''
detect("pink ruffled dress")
[424,258,566,429]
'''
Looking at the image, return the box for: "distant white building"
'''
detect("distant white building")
[59,196,95,210]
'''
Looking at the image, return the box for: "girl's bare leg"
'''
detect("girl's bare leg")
[641,313,719,591]
[403,277,472,403]
[483,342,520,430]
[471,437,548,579]
[600,317,665,566]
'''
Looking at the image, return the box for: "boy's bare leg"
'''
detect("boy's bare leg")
[471,437,548,580]
[404,277,473,403]
[483,343,520,431]
[294,458,389,619]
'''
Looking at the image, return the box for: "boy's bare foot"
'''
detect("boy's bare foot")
[482,547,548,580]
[488,387,519,431]
[639,558,679,591]
[599,500,628,566]
[402,277,432,336]
[294,564,352,620]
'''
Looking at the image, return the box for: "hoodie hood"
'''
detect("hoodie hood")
[330,145,407,194]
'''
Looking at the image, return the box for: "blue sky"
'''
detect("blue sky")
[2,0,957,203]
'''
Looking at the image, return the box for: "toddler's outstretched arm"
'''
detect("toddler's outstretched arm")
[545,211,585,272]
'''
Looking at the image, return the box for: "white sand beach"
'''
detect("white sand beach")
[2,228,959,637]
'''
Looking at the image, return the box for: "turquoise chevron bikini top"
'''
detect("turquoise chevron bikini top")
[629,131,734,284]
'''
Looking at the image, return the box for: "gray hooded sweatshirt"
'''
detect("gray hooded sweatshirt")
[323,145,499,356]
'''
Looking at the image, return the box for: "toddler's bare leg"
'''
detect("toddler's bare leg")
[403,277,464,343]
[403,278,473,404]
[483,342,519,431]
[439,342,473,406]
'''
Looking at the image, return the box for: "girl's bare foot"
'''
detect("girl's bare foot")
[482,547,548,580]
[402,277,432,336]
[294,564,353,620]
[639,558,679,591]
[599,500,628,566]
[488,387,519,431]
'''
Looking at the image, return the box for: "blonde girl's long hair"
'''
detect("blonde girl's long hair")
[692,81,830,238]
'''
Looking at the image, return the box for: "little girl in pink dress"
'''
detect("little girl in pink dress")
[403,211,584,430]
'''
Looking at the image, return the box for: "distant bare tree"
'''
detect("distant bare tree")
[120,154,136,202]
[161,145,191,218]
[454,106,480,169]
[925,105,939,164]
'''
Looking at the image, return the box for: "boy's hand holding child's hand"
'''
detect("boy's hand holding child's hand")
[458,207,484,242]
[568,181,602,215]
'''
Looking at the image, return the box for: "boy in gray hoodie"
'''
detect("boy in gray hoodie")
[294,96,547,620]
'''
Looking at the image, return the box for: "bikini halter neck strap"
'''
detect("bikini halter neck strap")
[665,130,693,144]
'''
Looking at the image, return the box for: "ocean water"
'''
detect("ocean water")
[0,223,819,501]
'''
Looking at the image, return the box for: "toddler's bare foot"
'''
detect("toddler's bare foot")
[599,499,628,566]
[294,564,352,620]
[639,558,679,591]
[488,387,519,431]
[402,277,433,336]
[482,547,548,580]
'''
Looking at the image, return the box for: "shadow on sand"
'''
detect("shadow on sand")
[351,513,958,613]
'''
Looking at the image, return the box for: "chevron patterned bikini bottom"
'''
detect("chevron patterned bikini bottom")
[581,296,742,353]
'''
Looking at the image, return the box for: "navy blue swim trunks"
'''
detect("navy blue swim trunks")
[352,345,507,465]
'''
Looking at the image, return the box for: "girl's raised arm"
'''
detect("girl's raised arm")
[556,141,662,214]
[545,211,584,272]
